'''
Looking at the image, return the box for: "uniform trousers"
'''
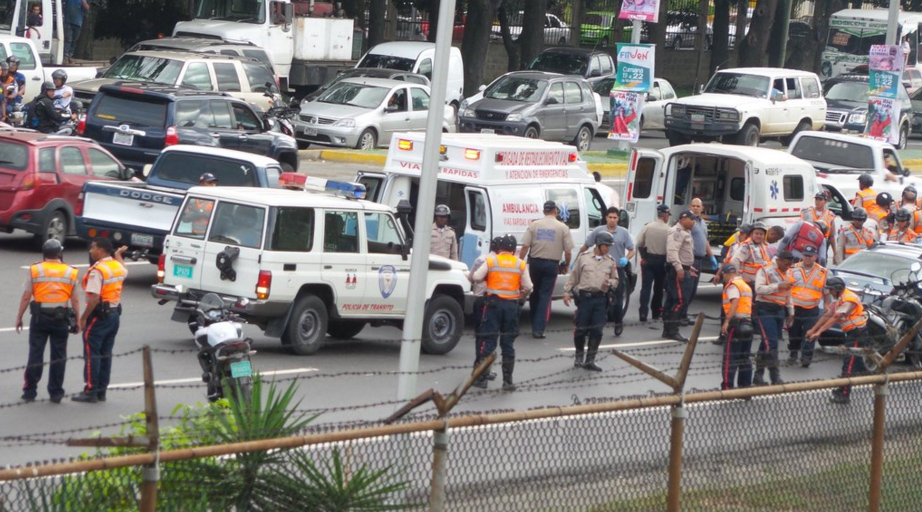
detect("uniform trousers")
[639,254,666,320]
[663,266,695,333]
[754,302,785,383]
[82,311,120,396]
[835,327,869,399]
[527,258,559,335]
[721,317,754,389]
[573,294,606,363]
[788,305,821,363]
[477,297,519,360]
[23,312,69,399]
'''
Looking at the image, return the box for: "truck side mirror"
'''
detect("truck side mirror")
[546,96,559,105]
[119,167,136,181]
[903,167,911,177]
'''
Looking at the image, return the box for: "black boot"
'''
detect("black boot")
[574,351,584,368]
[471,358,488,389]
[768,351,783,385]
[583,336,603,371]
[502,358,516,391]
[752,353,767,386]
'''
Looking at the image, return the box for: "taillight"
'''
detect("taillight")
[157,254,165,283]
[256,271,271,300]
[21,173,34,190]
[165,126,179,146]
[76,115,86,136]
[75,192,84,216]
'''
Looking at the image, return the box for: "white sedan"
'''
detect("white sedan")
[592,77,678,134]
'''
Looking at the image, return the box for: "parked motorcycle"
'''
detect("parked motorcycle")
[265,105,298,137]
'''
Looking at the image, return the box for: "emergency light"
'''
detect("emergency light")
[305,177,367,199]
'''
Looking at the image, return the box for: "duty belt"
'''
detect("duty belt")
[578,291,606,299]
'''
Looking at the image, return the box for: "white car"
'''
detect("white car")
[490,12,571,45]
[592,77,677,133]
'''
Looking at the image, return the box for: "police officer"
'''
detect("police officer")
[469,236,502,383]
[778,219,827,265]
[636,204,670,322]
[835,208,876,264]
[802,191,838,257]
[580,207,634,336]
[852,173,877,210]
[688,199,718,318]
[752,250,794,385]
[719,264,754,390]
[663,209,697,342]
[520,201,574,339]
[564,231,619,372]
[787,245,827,367]
[14,240,79,403]
[888,207,918,243]
[899,185,919,210]
[805,276,869,405]
[73,238,128,403]
[431,204,458,261]
[731,221,771,286]
[189,173,217,235]
[472,235,533,390]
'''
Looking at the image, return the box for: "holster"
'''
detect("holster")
[68,310,79,334]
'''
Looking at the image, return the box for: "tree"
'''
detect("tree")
[368,0,388,47]
[461,0,503,95]
[812,0,847,74]
[518,0,545,69]
[496,4,521,72]
[709,0,731,75]
[736,0,779,67]
[93,0,194,48]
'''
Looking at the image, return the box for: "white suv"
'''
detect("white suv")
[151,184,472,356]
[663,67,826,146]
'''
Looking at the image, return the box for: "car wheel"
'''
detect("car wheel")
[572,125,592,152]
[297,140,310,150]
[665,129,689,146]
[327,321,366,340]
[282,295,328,355]
[355,129,377,150]
[421,295,463,355]
[34,210,67,248]
[524,125,539,139]
[899,123,910,150]
[782,120,812,147]
[735,123,760,146]
[601,36,609,48]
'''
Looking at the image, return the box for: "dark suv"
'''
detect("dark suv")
[81,84,299,172]
[527,48,615,86]
[823,74,913,150]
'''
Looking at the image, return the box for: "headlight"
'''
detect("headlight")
[461,108,476,118]
[716,108,740,121]
[333,118,355,128]
[506,113,522,122]
[460,99,469,109]
[668,104,686,117]
[848,112,867,125]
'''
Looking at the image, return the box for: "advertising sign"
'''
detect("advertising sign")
[865,95,902,146]
[607,90,645,143]
[614,43,655,92]
[618,0,660,22]
[868,44,903,99]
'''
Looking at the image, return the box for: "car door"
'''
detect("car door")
[564,81,589,139]
[623,148,664,237]
[229,101,275,157]
[199,201,267,297]
[363,211,409,316]
[56,146,93,205]
[86,147,124,181]
[541,82,567,141]
[319,209,367,314]
[381,87,411,142]
[164,195,215,290]
[763,77,793,135]
[783,76,805,133]
[9,41,40,94]
[194,99,244,151]
[214,61,260,109]
[407,87,431,131]
[460,187,491,268]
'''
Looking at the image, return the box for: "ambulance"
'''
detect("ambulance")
[357,132,610,272]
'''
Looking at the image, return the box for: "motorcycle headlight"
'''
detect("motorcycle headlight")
[333,118,355,128]
[461,108,477,119]
[668,104,686,118]
[848,112,867,125]
[506,113,522,122]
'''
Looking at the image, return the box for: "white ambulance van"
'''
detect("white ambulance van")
[357,132,610,272]
[623,144,821,251]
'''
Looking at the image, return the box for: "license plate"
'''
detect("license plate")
[131,233,154,247]
[230,360,252,378]
[302,127,318,136]
[481,128,495,134]
[112,132,134,146]
[691,114,705,123]
[173,264,193,279]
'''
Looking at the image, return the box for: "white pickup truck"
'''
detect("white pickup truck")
[0,35,98,98]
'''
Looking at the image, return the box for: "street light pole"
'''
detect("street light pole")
[886,0,899,46]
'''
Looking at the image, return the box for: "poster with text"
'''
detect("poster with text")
[614,43,655,92]
[618,0,660,22]
[865,95,901,146]
[607,90,645,142]
[869,44,903,99]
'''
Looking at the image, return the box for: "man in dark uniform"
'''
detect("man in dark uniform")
[15,240,79,403]
[663,209,698,342]
[636,204,670,322]
[519,201,574,338]
[564,231,619,371]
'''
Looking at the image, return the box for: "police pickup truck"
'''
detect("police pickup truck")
[151,180,471,356]
[76,145,284,262]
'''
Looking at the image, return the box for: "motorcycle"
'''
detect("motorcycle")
[264,105,298,137]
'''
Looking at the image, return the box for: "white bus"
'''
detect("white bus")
[822,9,922,79]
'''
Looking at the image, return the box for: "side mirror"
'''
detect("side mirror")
[645,93,654,101]
[288,98,300,109]
[119,167,135,181]
[142,164,153,178]
[903,168,911,177]
[385,105,399,113]
[478,84,486,92]
[546,96,559,105]
[698,84,704,94]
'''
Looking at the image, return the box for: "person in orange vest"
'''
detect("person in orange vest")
[786,245,827,367]
[887,208,918,243]
[190,173,217,235]
[752,250,795,385]
[871,192,894,235]
[730,221,771,286]
[899,185,919,211]
[14,240,79,403]
[805,276,869,405]
[851,173,877,211]
[471,234,533,391]
[835,208,877,264]
[719,263,754,390]
[73,238,128,403]
[801,191,838,258]
[564,231,619,372]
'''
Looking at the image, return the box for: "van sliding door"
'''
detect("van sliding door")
[461,187,491,267]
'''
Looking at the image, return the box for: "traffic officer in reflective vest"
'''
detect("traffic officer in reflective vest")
[806,276,869,405]
[431,204,458,261]
[471,234,533,391]
[871,192,894,235]
[719,264,753,390]
[753,250,795,385]
[14,240,79,403]
[730,221,771,286]
[801,191,838,258]
[468,236,501,383]
[851,173,877,211]
[73,238,128,403]
[663,209,698,342]
[564,231,618,372]
[888,207,918,243]
[191,173,217,235]
[835,208,876,264]
[787,245,827,367]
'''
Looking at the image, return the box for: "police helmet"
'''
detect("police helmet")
[594,231,614,246]
[858,173,874,188]
[42,239,63,259]
[852,207,868,221]
[750,221,767,233]
[824,276,846,292]
[877,192,894,207]
[489,236,503,253]
[896,207,913,222]
[738,224,753,235]
[40,80,54,93]
[51,69,67,83]
[499,234,517,252]
[6,56,20,66]
[904,185,918,199]
[434,204,450,217]
[0,62,9,72]
[815,221,828,236]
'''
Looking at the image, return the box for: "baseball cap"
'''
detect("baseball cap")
[199,172,217,183]
[678,209,698,220]
[656,204,671,214]
[776,250,794,260]
[802,245,818,256]
[543,200,557,212]
[721,263,738,274]
[814,191,828,200]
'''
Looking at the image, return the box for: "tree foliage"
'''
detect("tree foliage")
[93,0,193,46]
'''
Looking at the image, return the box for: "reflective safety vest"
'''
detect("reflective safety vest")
[789,222,824,253]
[837,289,867,332]
[913,210,922,235]
[82,258,127,303]
[484,253,525,300]
[841,225,876,257]
[722,277,752,318]
[802,207,836,230]
[30,261,77,307]
[889,228,918,244]
[738,241,770,282]
[756,263,794,306]
[789,263,826,309]
[192,199,213,234]
[855,188,879,216]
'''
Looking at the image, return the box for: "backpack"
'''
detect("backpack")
[26,100,40,129]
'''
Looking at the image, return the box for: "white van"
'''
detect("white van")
[624,144,820,249]
[357,132,609,273]
[357,42,465,110]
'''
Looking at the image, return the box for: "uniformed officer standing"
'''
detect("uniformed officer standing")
[431,204,458,260]
[663,210,698,342]
[730,221,771,286]
[888,208,918,243]
[752,250,795,385]
[519,200,573,339]
[852,173,877,210]
[469,236,501,383]
[805,276,870,404]
[73,238,128,403]
[688,199,718,315]
[14,240,79,403]
[564,231,619,372]
[787,245,827,367]
[835,208,876,264]
[801,191,838,258]
[719,264,754,390]
[871,192,894,235]
[580,207,634,336]
[636,204,670,322]
[472,235,533,390]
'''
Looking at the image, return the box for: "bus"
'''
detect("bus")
[822,9,922,79]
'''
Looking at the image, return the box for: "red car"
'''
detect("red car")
[0,130,131,246]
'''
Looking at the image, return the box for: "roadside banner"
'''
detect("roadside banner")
[618,0,660,22]
[607,90,645,142]
[864,95,901,145]
[614,43,655,92]
[868,44,903,99]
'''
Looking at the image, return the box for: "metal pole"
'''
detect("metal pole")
[666,402,686,512]
[395,0,457,402]
[868,380,889,512]
[429,421,449,511]
[886,0,899,46]
[139,346,160,512]
[617,19,643,152]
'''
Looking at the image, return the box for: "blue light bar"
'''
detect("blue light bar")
[305,177,367,199]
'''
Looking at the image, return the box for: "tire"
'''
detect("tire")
[782,120,811,147]
[899,123,910,150]
[224,369,253,406]
[282,295,328,355]
[421,295,463,355]
[734,123,760,146]
[355,128,377,150]
[524,125,539,139]
[34,210,67,248]
[280,162,295,173]
[571,125,592,152]
[327,320,366,340]
[665,129,689,146]
[297,140,311,150]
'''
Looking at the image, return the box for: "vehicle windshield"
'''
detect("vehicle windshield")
[356,54,415,71]
[103,55,184,83]
[837,251,914,280]
[194,0,266,23]
[485,77,548,102]
[825,28,887,56]
[0,140,28,171]
[528,53,587,76]
[704,72,770,98]
[583,14,609,26]
[824,81,868,102]
[317,83,388,109]
[789,135,875,169]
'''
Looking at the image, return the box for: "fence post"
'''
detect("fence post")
[139,346,160,512]
[868,377,889,512]
[667,399,686,512]
[429,420,449,512]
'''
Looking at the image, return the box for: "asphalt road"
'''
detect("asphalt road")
[0,157,864,468]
